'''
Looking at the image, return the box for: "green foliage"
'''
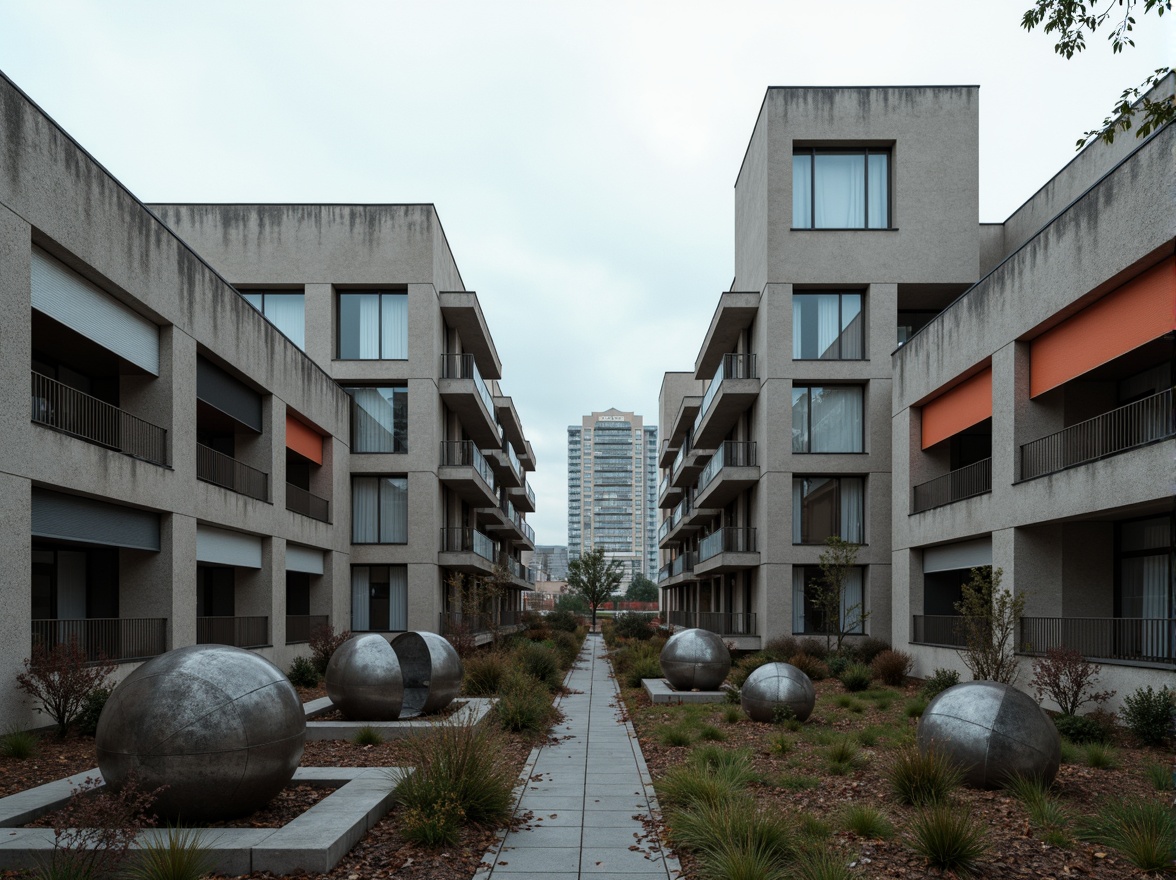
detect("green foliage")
[566,547,624,627]
[762,636,802,661]
[1120,684,1175,746]
[826,654,850,677]
[16,638,116,737]
[886,743,963,806]
[287,656,320,689]
[722,705,743,724]
[920,668,960,700]
[545,609,580,632]
[811,536,867,654]
[1143,762,1174,791]
[124,825,214,880]
[796,812,832,841]
[908,803,988,875]
[904,697,928,719]
[840,804,893,839]
[1004,774,1071,837]
[791,846,854,880]
[550,631,581,669]
[353,725,383,746]
[955,566,1024,684]
[667,798,795,879]
[74,688,110,738]
[462,650,510,696]
[775,772,820,791]
[769,732,792,754]
[1077,799,1176,873]
[611,611,656,641]
[870,650,913,686]
[1052,712,1108,744]
[624,572,659,603]
[855,726,882,747]
[400,793,465,847]
[554,592,589,614]
[788,653,829,682]
[838,663,872,692]
[729,652,772,689]
[493,670,556,733]
[513,642,563,692]
[697,724,726,742]
[625,654,664,689]
[658,725,694,747]
[0,725,38,760]
[1058,737,1081,764]
[1082,741,1119,769]
[823,736,861,773]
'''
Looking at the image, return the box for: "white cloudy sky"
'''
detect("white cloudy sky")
[0,1,1169,545]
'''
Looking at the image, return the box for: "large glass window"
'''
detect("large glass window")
[351,565,408,631]
[241,291,305,350]
[792,385,864,453]
[792,565,865,635]
[338,292,408,359]
[352,476,408,543]
[793,149,889,229]
[793,292,863,360]
[345,386,407,453]
[792,476,864,544]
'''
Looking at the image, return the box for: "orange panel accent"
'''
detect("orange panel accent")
[922,367,992,449]
[286,413,323,465]
[1030,257,1176,397]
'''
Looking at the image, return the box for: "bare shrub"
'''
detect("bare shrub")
[1030,646,1114,716]
[16,639,115,737]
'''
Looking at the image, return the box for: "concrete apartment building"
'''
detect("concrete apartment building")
[658,82,1174,695]
[568,410,658,585]
[0,71,536,727]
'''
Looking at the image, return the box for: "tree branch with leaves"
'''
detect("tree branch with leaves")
[954,566,1026,684]
[566,547,623,630]
[811,536,868,656]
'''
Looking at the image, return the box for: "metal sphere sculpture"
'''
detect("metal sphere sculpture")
[95,645,305,820]
[660,628,731,691]
[740,662,816,723]
[918,680,1061,788]
[325,633,404,720]
[391,631,464,717]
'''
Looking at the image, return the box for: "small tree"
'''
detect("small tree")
[566,547,623,630]
[1030,646,1115,715]
[810,536,867,655]
[16,638,115,737]
[954,566,1025,684]
[625,573,658,603]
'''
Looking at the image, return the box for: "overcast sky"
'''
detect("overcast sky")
[0,1,1169,545]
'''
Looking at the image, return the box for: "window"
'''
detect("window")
[241,291,305,350]
[1116,516,1171,627]
[352,476,408,543]
[792,565,865,635]
[338,291,408,359]
[792,385,864,453]
[792,477,864,544]
[793,148,889,229]
[345,387,407,453]
[793,292,863,360]
[351,565,407,631]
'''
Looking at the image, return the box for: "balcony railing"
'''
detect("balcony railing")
[31,618,167,664]
[672,444,686,478]
[696,441,757,494]
[911,615,969,648]
[698,527,757,562]
[668,610,757,636]
[505,441,522,478]
[695,353,758,433]
[1019,617,1175,667]
[197,443,269,501]
[440,527,498,561]
[441,440,496,490]
[659,472,670,498]
[441,353,498,430]
[31,371,168,466]
[197,615,269,648]
[522,478,536,508]
[285,614,329,644]
[1020,387,1173,481]
[286,483,330,522]
[658,518,670,542]
[670,496,690,528]
[911,458,991,514]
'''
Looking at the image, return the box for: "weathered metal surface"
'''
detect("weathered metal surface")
[660,627,731,691]
[325,633,404,721]
[390,631,463,717]
[740,662,816,722]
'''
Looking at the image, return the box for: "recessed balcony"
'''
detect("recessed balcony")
[693,353,759,448]
[197,615,270,649]
[439,441,498,508]
[439,527,498,574]
[31,618,167,665]
[657,551,697,587]
[1019,616,1175,668]
[667,609,758,638]
[695,527,759,575]
[693,441,759,509]
[286,614,330,645]
[197,443,270,502]
[911,458,991,514]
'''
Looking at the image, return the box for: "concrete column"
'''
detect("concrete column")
[0,474,33,728]
[303,283,334,370]
[167,514,199,648]
[990,343,1017,495]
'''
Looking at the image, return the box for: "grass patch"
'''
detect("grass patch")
[353,725,383,745]
[908,802,988,875]
[775,772,821,791]
[0,726,38,760]
[797,812,832,841]
[1082,741,1119,770]
[855,725,884,747]
[1077,800,1176,874]
[1143,762,1174,791]
[722,705,743,724]
[886,744,962,806]
[904,697,928,719]
[840,803,893,839]
[1058,737,1081,764]
[658,725,694,747]
[791,845,854,880]
[668,798,795,875]
[124,825,214,880]
[1004,774,1071,838]
[494,670,557,733]
[697,724,727,742]
[769,732,792,755]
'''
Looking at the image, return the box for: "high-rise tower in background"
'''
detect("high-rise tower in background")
[568,409,658,586]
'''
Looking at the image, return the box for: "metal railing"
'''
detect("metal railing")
[285,614,329,644]
[197,615,269,648]
[286,483,330,522]
[1020,387,1173,481]
[696,441,757,494]
[670,496,690,528]
[505,441,522,478]
[668,610,758,636]
[698,527,757,562]
[695,353,758,433]
[911,458,991,514]
[31,371,168,466]
[672,444,686,478]
[441,353,499,432]
[659,472,670,498]
[1019,617,1175,667]
[440,527,498,561]
[669,552,696,579]
[31,618,167,664]
[522,478,536,508]
[658,518,670,542]
[197,443,269,501]
[911,615,969,648]
[440,440,496,490]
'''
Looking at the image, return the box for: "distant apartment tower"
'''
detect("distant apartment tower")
[568,410,658,583]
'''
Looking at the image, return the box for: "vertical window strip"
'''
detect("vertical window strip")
[351,566,371,631]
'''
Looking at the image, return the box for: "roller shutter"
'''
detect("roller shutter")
[31,489,160,551]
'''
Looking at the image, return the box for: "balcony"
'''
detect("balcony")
[1019,617,1175,668]
[31,371,168,466]
[668,610,758,637]
[658,471,684,509]
[658,551,697,585]
[508,477,536,512]
[694,441,759,509]
[1019,388,1173,481]
[437,291,503,380]
[197,443,270,502]
[197,615,270,648]
[911,615,968,648]
[694,291,761,378]
[695,527,759,574]
[439,353,501,448]
[693,353,759,448]
[507,557,537,586]
[439,527,498,573]
[31,618,167,664]
[911,458,991,514]
[286,483,330,523]
[439,441,498,507]
[285,614,329,645]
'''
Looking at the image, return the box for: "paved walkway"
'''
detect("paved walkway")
[476,634,679,879]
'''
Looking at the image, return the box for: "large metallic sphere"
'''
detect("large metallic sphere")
[660,628,731,691]
[95,645,304,820]
[391,631,463,717]
[741,662,816,723]
[918,681,1061,788]
[325,633,404,720]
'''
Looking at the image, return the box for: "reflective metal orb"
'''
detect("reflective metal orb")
[918,681,1061,788]
[660,628,731,691]
[741,662,816,723]
[391,631,464,717]
[95,645,304,820]
[325,633,404,720]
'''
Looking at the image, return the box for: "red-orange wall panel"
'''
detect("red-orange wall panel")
[1030,257,1176,398]
[286,413,323,465]
[922,367,992,449]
